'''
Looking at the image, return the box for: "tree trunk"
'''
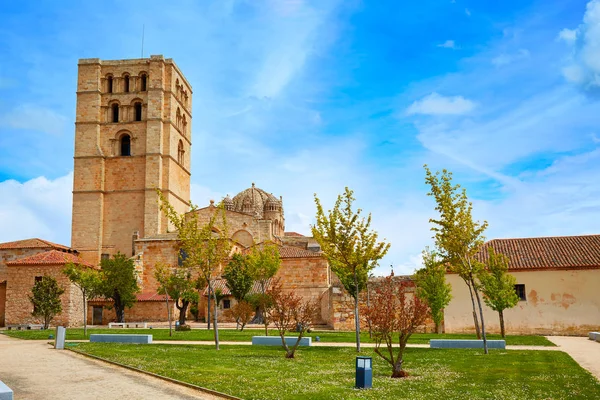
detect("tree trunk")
[473,285,488,354]
[391,358,408,378]
[212,282,220,350]
[466,283,481,339]
[354,270,361,353]
[82,291,87,337]
[177,300,189,325]
[435,321,442,334]
[166,293,172,337]
[499,310,505,338]
[207,286,211,330]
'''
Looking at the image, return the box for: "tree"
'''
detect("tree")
[159,191,231,350]
[98,252,140,323]
[225,301,254,331]
[479,247,519,338]
[30,275,65,329]
[247,242,281,335]
[267,283,318,359]
[63,263,101,336]
[363,274,430,378]
[424,166,490,354]
[223,253,255,329]
[413,248,452,334]
[312,187,390,352]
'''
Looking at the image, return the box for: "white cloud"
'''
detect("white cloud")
[491,49,530,66]
[406,93,476,116]
[561,0,600,90]
[465,8,471,17]
[558,28,577,43]
[0,173,72,245]
[0,104,68,136]
[437,40,457,49]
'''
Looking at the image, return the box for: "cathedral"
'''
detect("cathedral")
[0,56,355,330]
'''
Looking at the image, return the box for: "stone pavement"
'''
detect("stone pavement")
[0,334,223,400]
[546,336,600,380]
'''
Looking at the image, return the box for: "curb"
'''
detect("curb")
[66,347,242,400]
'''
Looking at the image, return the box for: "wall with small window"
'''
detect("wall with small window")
[444,269,600,335]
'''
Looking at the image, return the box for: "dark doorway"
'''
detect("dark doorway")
[93,306,103,325]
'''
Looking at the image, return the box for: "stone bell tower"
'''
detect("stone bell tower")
[71,55,192,264]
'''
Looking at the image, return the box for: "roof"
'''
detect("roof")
[89,292,170,303]
[0,238,73,252]
[203,278,273,296]
[242,244,322,259]
[478,234,600,271]
[5,250,94,268]
[284,232,305,237]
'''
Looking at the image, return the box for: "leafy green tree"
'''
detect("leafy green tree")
[414,248,452,334]
[247,242,281,335]
[30,275,65,329]
[479,248,519,338]
[99,252,140,323]
[312,187,390,352]
[154,263,175,336]
[63,263,101,336]
[223,254,254,301]
[424,166,490,354]
[158,190,231,350]
[154,262,198,327]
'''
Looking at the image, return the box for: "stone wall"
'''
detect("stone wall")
[445,269,600,335]
[87,301,170,324]
[0,282,6,327]
[5,264,83,327]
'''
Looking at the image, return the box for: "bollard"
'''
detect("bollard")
[355,356,372,389]
[54,326,66,350]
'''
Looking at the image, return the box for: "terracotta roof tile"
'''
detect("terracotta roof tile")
[203,278,273,296]
[0,238,73,251]
[89,292,170,303]
[477,234,600,271]
[242,244,322,259]
[6,250,93,268]
[284,232,305,237]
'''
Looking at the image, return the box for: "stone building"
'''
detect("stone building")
[444,235,600,335]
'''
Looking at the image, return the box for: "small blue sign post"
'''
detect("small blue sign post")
[355,356,372,389]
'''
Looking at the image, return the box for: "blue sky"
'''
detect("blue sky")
[1,0,599,275]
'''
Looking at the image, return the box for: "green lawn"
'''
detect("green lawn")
[1,328,556,346]
[70,343,599,400]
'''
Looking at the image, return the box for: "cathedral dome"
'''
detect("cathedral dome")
[223,195,234,211]
[232,183,280,218]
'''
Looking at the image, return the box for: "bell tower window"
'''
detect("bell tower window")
[120,134,131,156]
[111,103,119,123]
[134,102,142,121]
[178,140,184,164]
[107,76,113,93]
[124,75,130,92]
[140,74,147,91]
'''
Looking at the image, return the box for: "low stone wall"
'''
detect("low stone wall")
[87,301,169,324]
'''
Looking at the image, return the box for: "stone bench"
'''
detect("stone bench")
[6,324,44,330]
[0,380,13,400]
[588,332,599,341]
[108,322,148,329]
[252,336,312,347]
[90,334,153,344]
[430,339,506,349]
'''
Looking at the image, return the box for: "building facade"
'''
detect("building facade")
[444,235,600,335]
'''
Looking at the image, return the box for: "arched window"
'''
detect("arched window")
[182,115,187,135]
[134,102,142,121]
[107,76,113,93]
[111,103,119,123]
[178,140,184,164]
[120,134,131,156]
[124,75,130,92]
[140,74,147,91]
[176,107,181,129]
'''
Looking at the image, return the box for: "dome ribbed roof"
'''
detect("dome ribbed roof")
[232,183,279,218]
[223,195,234,211]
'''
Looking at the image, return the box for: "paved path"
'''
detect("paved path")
[546,336,600,380]
[0,335,223,400]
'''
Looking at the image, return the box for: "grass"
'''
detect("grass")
[70,343,599,400]
[1,328,556,346]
